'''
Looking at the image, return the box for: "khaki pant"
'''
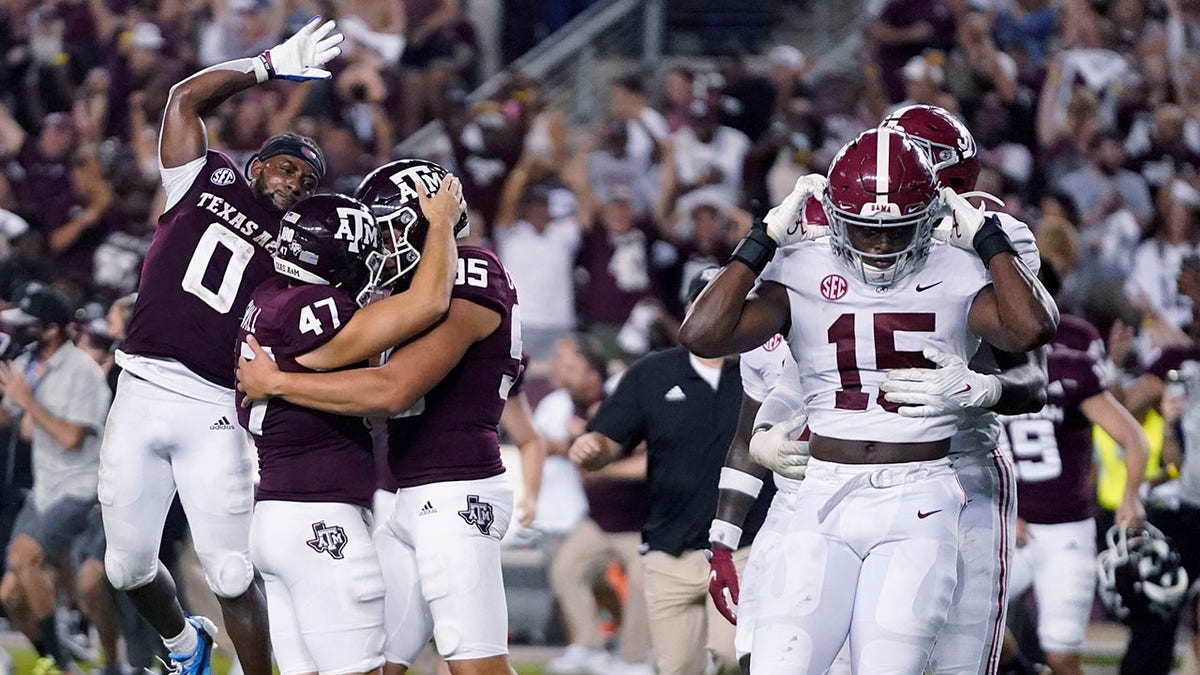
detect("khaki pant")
[642,547,750,675]
[549,518,650,663]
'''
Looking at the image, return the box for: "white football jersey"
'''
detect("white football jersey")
[739,333,794,402]
[949,211,1041,456]
[762,239,990,443]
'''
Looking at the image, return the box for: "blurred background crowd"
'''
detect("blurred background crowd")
[2,0,1200,672]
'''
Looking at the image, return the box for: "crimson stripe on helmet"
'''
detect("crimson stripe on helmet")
[876,127,891,206]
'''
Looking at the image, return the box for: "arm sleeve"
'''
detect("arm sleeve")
[754,359,806,428]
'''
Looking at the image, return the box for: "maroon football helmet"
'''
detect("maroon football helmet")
[273,194,388,306]
[823,127,941,287]
[881,104,980,193]
[355,159,470,289]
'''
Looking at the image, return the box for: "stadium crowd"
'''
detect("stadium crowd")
[1,0,1200,673]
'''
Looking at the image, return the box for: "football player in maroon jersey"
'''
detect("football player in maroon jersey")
[239,159,528,675]
[97,17,352,675]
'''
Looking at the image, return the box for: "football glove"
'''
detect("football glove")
[933,188,1015,265]
[707,546,740,625]
[748,414,810,479]
[763,174,829,248]
[259,16,345,81]
[881,348,1002,416]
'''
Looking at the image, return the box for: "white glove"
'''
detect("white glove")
[931,186,982,251]
[932,188,1010,251]
[763,174,829,248]
[748,415,810,480]
[880,348,1002,417]
[261,16,345,81]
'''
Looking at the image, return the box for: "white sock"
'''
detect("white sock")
[163,621,198,656]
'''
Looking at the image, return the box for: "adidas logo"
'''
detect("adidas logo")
[210,416,236,430]
[418,501,436,516]
[664,385,686,401]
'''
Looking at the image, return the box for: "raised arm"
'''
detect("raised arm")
[296,175,464,371]
[938,190,1057,352]
[680,175,828,357]
[160,16,344,168]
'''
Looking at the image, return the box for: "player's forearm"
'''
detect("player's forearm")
[756,381,806,430]
[168,61,262,120]
[300,251,455,372]
[679,264,765,357]
[986,253,1059,351]
[988,349,1048,415]
[714,396,769,531]
[269,367,420,417]
[1118,431,1149,499]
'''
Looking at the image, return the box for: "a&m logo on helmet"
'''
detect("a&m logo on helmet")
[387,163,444,203]
[334,205,377,254]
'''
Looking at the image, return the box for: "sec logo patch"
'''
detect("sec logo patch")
[820,274,847,301]
[210,168,236,186]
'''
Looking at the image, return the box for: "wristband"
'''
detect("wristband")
[719,467,764,498]
[728,223,777,276]
[256,51,276,81]
[709,519,743,550]
[972,214,1016,267]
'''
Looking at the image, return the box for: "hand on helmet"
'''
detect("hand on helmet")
[748,415,810,479]
[763,174,829,248]
[261,16,345,81]
[881,348,1001,416]
[933,187,987,252]
[418,174,466,233]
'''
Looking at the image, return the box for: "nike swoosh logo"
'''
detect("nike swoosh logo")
[917,509,943,519]
[952,384,972,395]
[915,281,943,292]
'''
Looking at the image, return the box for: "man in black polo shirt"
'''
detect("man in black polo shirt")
[569,274,775,675]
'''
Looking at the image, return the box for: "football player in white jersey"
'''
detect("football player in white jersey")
[680,127,1057,674]
[710,106,1054,675]
[877,105,1053,675]
[704,333,802,675]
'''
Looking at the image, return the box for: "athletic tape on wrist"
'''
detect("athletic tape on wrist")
[709,519,743,550]
[719,467,764,498]
[252,53,271,83]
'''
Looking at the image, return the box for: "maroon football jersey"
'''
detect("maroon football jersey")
[1002,347,1107,524]
[236,276,375,508]
[124,152,281,389]
[385,246,521,488]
